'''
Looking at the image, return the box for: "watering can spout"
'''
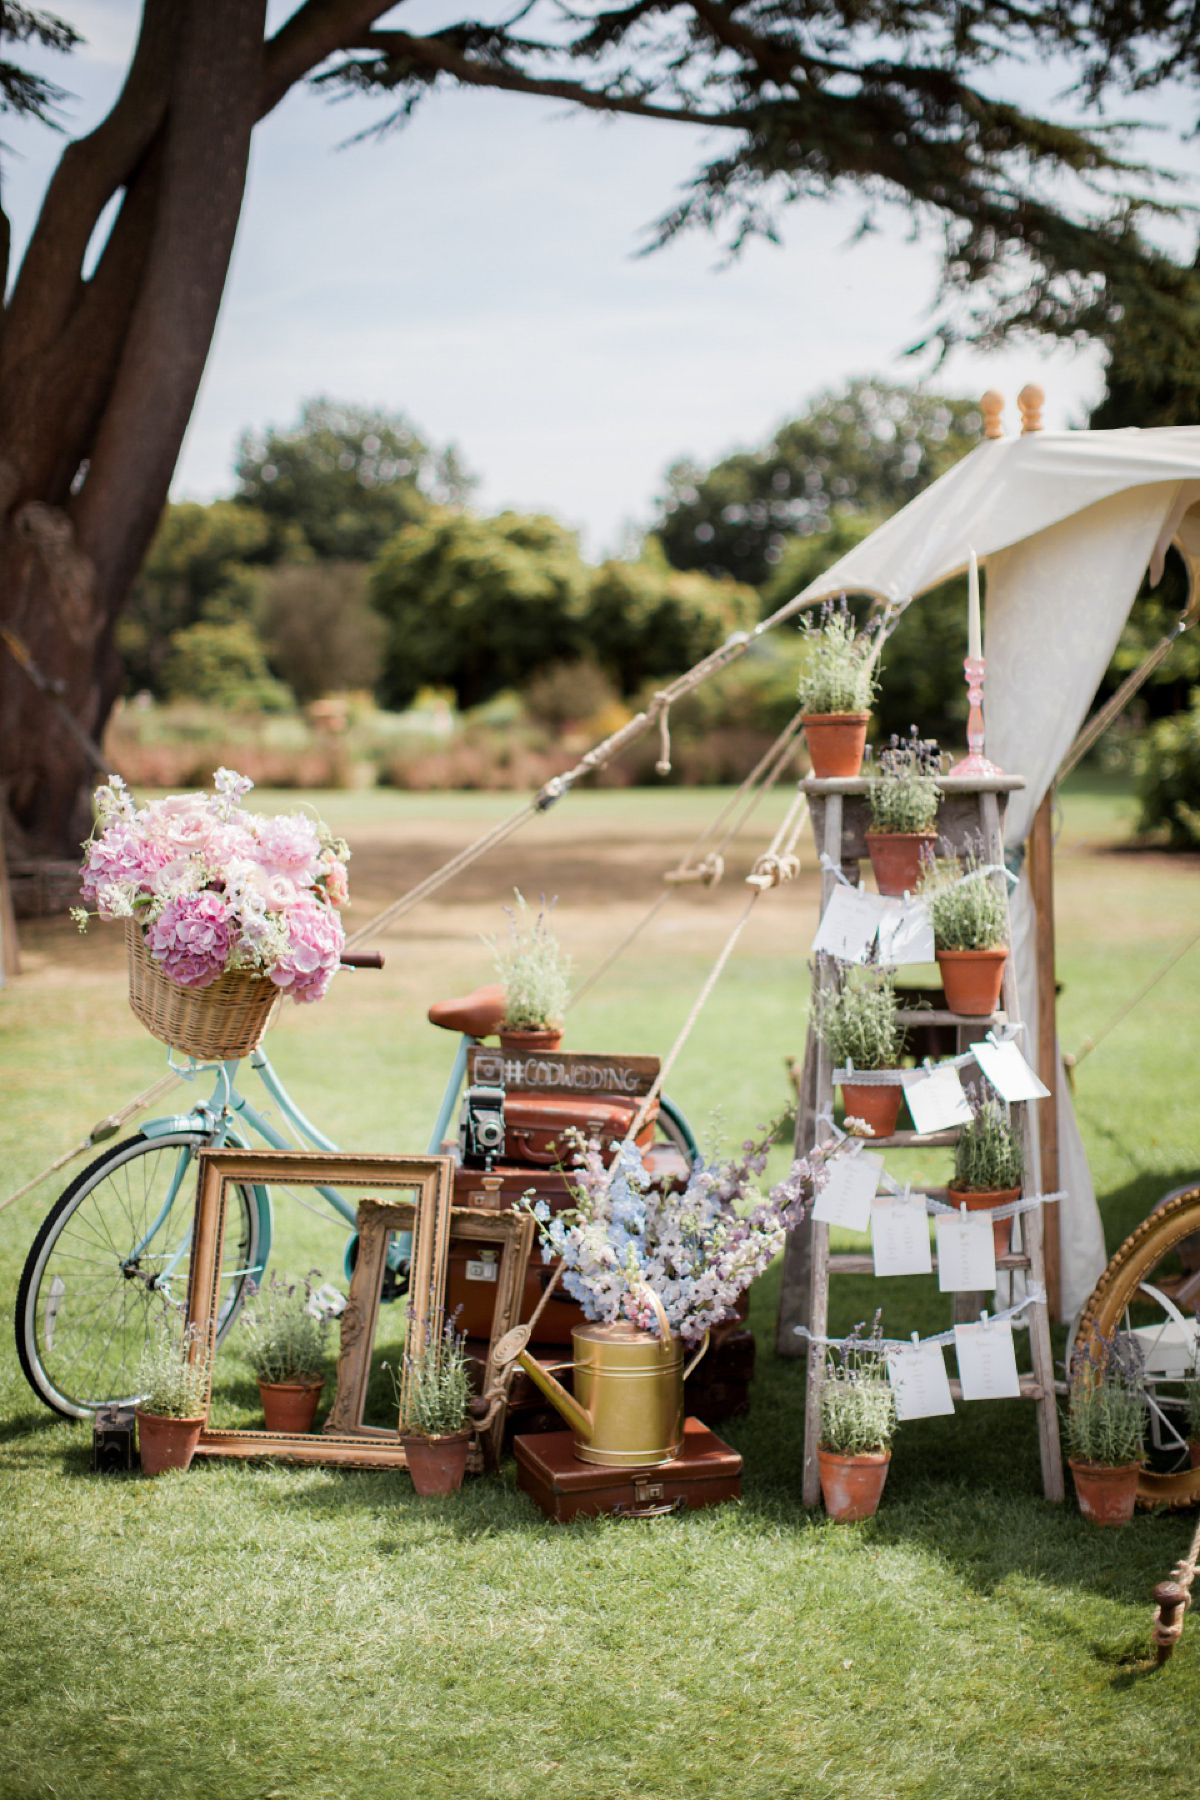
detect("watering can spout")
[517,1349,594,1441]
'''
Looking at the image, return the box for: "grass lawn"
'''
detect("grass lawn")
[1,773,1198,1799]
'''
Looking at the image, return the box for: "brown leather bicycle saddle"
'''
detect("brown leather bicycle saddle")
[427,983,506,1038]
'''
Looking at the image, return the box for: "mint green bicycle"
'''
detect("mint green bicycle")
[14,965,697,1420]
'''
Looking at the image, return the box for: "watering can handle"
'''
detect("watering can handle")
[683,1331,710,1381]
[639,1285,674,1348]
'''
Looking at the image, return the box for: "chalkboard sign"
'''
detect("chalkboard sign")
[467,1047,660,1097]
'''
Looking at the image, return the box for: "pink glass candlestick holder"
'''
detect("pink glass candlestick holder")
[948,655,1004,778]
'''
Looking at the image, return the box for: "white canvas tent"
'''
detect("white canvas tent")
[773,419,1200,1319]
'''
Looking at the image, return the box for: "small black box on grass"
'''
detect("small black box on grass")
[92,1405,139,1474]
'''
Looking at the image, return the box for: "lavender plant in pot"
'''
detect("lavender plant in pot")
[920,843,1009,1016]
[135,1305,212,1475]
[396,1317,474,1497]
[796,600,879,779]
[865,731,942,896]
[818,1318,897,1521]
[948,1090,1023,1257]
[489,890,571,1053]
[241,1272,330,1434]
[816,969,908,1139]
[1064,1336,1147,1525]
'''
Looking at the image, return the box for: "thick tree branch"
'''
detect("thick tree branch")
[349,29,754,125]
[3,0,175,369]
[259,0,392,118]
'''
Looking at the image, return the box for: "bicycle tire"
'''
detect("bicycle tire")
[1074,1182,1200,1509]
[15,1131,262,1420]
[656,1095,698,1163]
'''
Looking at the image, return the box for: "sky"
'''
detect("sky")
[4,3,1195,556]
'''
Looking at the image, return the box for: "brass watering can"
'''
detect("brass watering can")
[495,1291,708,1468]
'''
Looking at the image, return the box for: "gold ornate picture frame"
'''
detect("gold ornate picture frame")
[186,1149,453,1469]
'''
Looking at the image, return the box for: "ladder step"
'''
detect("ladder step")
[895,1009,1005,1026]
[948,1376,1044,1401]
[860,1128,961,1148]
[827,1253,1033,1274]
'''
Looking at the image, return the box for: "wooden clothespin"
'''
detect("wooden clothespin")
[980,390,1006,439]
[1018,383,1045,434]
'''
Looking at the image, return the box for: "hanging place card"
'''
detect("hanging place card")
[871,1189,933,1276]
[886,1340,956,1419]
[812,1151,884,1234]
[812,886,882,964]
[969,1036,1050,1104]
[935,1209,997,1292]
[902,1063,974,1135]
[953,1317,1022,1400]
[876,896,935,966]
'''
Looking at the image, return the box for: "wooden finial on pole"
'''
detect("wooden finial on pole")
[1018,384,1045,433]
[980,391,1005,439]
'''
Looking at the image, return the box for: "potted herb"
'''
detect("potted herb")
[865,731,942,896]
[489,890,571,1052]
[920,844,1009,1016]
[949,1089,1023,1256]
[396,1317,474,1497]
[241,1272,330,1433]
[818,1318,897,1520]
[816,969,908,1139]
[796,600,879,779]
[1065,1336,1147,1525]
[135,1305,212,1475]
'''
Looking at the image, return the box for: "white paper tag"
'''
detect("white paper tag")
[902,1063,974,1135]
[812,886,883,964]
[871,1191,933,1276]
[812,1151,884,1233]
[876,896,935,966]
[886,1342,956,1419]
[970,1037,1050,1103]
[935,1210,997,1291]
[953,1318,1021,1400]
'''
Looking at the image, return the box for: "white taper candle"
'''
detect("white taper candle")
[967,547,982,660]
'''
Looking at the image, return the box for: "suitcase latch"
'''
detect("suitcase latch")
[634,1479,664,1504]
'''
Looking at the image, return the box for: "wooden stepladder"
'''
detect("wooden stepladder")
[776,772,1064,1506]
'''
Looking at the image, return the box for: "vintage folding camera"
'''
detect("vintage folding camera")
[459,1083,506,1169]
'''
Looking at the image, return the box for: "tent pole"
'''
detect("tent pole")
[1028,791,1060,1319]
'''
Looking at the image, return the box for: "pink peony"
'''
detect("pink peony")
[321,859,349,908]
[255,814,321,884]
[147,891,235,989]
[81,827,172,908]
[270,898,344,1004]
[148,793,215,855]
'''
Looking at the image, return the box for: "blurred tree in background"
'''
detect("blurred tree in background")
[234,398,474,561]
[655,383,983,588]
[258,562,385,704]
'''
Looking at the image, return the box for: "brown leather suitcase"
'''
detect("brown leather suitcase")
[502,1092,657,1165]
[514,1417,742,1522]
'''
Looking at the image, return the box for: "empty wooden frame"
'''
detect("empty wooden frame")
[186,1149,453,1468]
[185,1148,533,1470]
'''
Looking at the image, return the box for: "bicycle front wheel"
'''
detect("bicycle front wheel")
[15,1132,262,1419]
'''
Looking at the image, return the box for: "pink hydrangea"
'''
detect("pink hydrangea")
[147,892,235,989]
[81,827,172,908]
[270,899,344,1004]
[255,814,321,884]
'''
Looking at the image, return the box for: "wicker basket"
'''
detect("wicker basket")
[125,921,280,1060]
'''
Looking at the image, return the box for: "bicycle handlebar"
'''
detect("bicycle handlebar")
[339,951,385,970]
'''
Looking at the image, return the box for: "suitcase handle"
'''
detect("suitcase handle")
[610,1496,685,1519]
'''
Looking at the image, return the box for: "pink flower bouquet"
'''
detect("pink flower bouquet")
[74,769,350,1005]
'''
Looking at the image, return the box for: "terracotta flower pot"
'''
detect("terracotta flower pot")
[258,1377,324,1434]
[948,1183,1022,1258]
[802,713,869,780]
[498,1028,563,1053]
[818,1447,891,1521]
[936,945,1008,1016]
[1069,1457,1141,1526]
[402,1427,473,1497]
[840,1080,904,1139]
[865,831,938,898]
[135,1408,205,1476]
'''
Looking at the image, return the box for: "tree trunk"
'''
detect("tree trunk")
[0,1,266,855]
